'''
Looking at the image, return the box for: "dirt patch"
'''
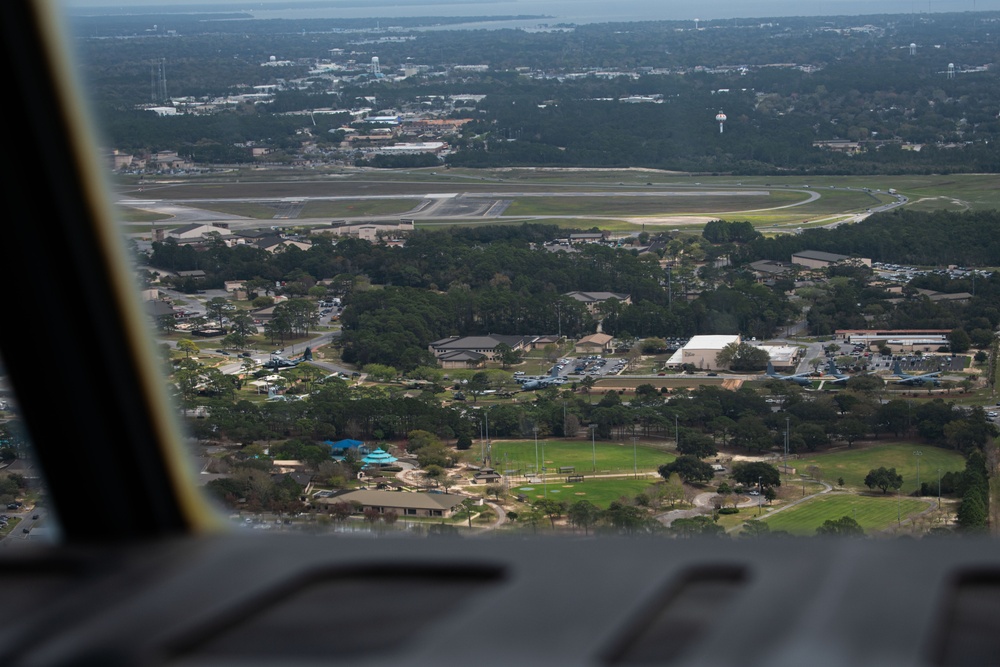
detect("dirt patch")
[729,453,780,463]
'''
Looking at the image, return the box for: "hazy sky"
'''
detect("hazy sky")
[60,0,1000,19]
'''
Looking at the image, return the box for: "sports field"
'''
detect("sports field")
[791,444,965,493]
[514,477,660,508]
[761,494,930,535]
[490,439,675,476]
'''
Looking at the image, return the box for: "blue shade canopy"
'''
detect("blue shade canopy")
[362,448,397,465]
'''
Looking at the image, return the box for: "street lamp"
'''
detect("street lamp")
[913,450,922,494]
[533,426,539,477]
[542,438,547,498]
[758,476,763,516]
[784,417,789,480]
[937,467,941,506]
[590,424,597,472]
[632,430,638,480]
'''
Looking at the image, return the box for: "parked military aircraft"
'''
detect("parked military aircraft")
[766,361,812,386]
[891,361,941,386]
[263,355,299,369]
[521,377,561,390]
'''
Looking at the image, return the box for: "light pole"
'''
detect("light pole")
[590,424,597,472]
[632,430,638,480]
[937,467,941,507]
[674,415,679,449]
[533,426,539,478]
[758,476,762,516]
[914,450,922,495]
[542,438,547,498]
[784,417,789,480]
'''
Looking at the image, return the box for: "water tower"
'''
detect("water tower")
[371,56,381,76]
[715,110,727,134]
[947,63,955,79]
[909,43,916,55]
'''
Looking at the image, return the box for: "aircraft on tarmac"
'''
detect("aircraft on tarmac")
[519,377,564,390]
[824,359,852,383]
[766,361,812,386]
[891,360,941,386]
[263,355,299,369]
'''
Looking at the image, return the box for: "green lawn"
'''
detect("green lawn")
[0,516,22,538]
[514,477,660,508]
[791,444,965,493]
[505,192,805,217]
[187,202,283,219]
[114,208,173,223]
[761,494,930,535]
[490,439,675,476]
[299,199,417,218]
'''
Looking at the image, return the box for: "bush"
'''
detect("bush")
[719,507,740,515]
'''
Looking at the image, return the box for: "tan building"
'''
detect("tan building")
[429,335,528,364]
[318,490,465,518]
[575,333,614,355]
[564,291,631,314]
[665,334,741,370]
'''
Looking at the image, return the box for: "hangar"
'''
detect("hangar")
[665,334,741,370]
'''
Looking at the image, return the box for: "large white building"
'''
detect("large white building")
[665,334,741,370]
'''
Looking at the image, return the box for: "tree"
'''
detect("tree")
[423,464,447,488]
[949,328,971,354]
[816,516,865,537]
[467,372,491,403]
[494,343,522,369]
[230,311,258,338]
[604,500,652,534]
[206,296,235,329]
[659,455,715,484]
[328,502,354,522]
[731,417,773,453]
[741,519,771,538]
[660,476,686,508]
[864,467,903,494]
[535,498,567,529]
[567,499,602,535]
[362,364,398,383]
[836,418,868,447]
[177,338,199,358]
[676,429,718,459]
[641,338,667,354]
[846,374,884,395]
[669,515,725,538]
[715,342,770,372]
[731,462,781,489]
